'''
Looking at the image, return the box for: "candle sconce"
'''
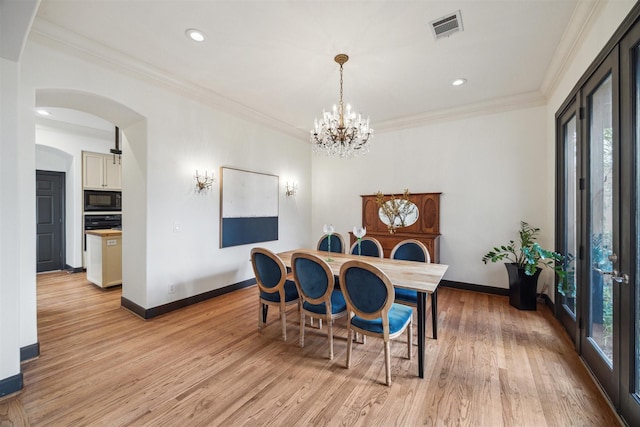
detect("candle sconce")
[195,170,215,192]
[285,181,298,197]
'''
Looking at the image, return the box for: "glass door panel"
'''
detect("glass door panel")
[588,73,614,364]
[563,115,578,317]
[581,49,618,401]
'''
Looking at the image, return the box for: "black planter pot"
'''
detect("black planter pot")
[505,263,541,310]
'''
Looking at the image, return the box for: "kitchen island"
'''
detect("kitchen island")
[85,229,122,288]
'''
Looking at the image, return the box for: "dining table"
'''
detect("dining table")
[277,248,449,379]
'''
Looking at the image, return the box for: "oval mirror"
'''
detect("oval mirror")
[378,200,419,229]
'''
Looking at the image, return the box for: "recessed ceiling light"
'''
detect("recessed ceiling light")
[36,109,51,116]
[452,78,467,86]
[185,28,206,42]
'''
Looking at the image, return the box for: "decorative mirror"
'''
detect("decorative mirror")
[377,199,419,232]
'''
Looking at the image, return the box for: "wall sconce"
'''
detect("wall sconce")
[285,181,298,197]
[194,170,215,192]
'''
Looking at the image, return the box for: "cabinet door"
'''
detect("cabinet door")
[83,152,105,189]
[103,156,122,190]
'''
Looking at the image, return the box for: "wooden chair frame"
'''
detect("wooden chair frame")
[390,239,431,263]
[251,247,299,342]
[316,233,346,254]
[292,252,347,360]
[339,260,412,386]
[349,236,384,258]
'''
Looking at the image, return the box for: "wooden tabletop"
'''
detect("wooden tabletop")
[277,249,448,294]
[85,229,122,237]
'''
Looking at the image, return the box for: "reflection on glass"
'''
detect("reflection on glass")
[589,74,614,364]
[563,115,578,315]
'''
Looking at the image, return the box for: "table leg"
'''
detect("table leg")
[417,291,426,378]
[431,289,438,339]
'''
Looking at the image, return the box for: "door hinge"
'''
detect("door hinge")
[578,317,583,330]
[579,107,585,120]
[579,177,585,190]
[579,245,584,260]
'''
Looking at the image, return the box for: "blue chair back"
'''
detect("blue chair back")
[340,261,393,317]
[391,239,430,263]
[251,248,285,293]
[293,254,331,301]
[350,238,383,258]
[317,233,344,253]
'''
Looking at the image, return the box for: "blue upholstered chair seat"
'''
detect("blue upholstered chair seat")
[351,303,413,335]
[260,279,299,303]
[302,290,347,315]
[394,288,418,304]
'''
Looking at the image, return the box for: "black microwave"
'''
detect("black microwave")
[84,190,122,212]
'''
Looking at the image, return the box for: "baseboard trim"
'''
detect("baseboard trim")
[0,373,23,398]
[20,343,40,362]
[440,279,509,296]
[121,278,257,320]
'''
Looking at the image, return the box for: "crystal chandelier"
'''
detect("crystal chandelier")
[311,54,373,158]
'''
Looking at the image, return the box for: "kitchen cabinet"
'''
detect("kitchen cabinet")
[85,229,122,288]
[83,151,122,190]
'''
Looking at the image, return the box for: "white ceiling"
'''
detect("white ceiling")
[31,0,592,138]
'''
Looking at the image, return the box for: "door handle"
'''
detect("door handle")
[594,267,629,284]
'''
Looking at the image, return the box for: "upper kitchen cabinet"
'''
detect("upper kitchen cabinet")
[83,151,122,190]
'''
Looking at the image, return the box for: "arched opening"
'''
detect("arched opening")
[35,89,148,308]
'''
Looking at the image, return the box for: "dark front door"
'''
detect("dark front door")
[36,170,65,272]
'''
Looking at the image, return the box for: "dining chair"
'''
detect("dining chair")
[349,236,384,258]
[339,260,413,386]
[292,252,347,360]
[250,247,299,342]
[390,239,431,307]
[317,232,345,254]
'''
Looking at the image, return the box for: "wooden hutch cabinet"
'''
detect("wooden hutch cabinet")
[349,192,441,263]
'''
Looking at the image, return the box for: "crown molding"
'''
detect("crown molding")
[540,0,601,97]
[374,91,547,133]
[29,18,308,142]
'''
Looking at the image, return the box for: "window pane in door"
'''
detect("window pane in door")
[635,46,640,398]
[563,116,578,315]
[589,74,614,364]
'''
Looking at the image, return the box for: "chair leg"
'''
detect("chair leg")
[258,300,264,332]
[327,317,333,360]
[346,324,352,368]
[281,302,287,342]
[407,320,413,360]
[384,340,391,386]
[300,311,305,347]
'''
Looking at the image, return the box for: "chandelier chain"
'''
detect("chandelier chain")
[338,62,344,128]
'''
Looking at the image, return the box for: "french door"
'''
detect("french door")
[619,20,640,426]
[557,15,640,425]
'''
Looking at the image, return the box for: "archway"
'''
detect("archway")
[35,89,148,307]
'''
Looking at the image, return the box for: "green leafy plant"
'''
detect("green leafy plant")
[482,221,567,283]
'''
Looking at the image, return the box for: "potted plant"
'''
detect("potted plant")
[482,221,566,310]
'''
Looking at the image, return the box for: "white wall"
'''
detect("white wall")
[35,124,114,268]
[310,0,637,297]
[312,105,556,291]
[18,37,311,343]
[1,55,23,389]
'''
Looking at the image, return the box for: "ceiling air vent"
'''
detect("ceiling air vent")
[429,10,463,40]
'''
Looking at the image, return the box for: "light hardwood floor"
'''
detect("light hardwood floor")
[0,271,621,426]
